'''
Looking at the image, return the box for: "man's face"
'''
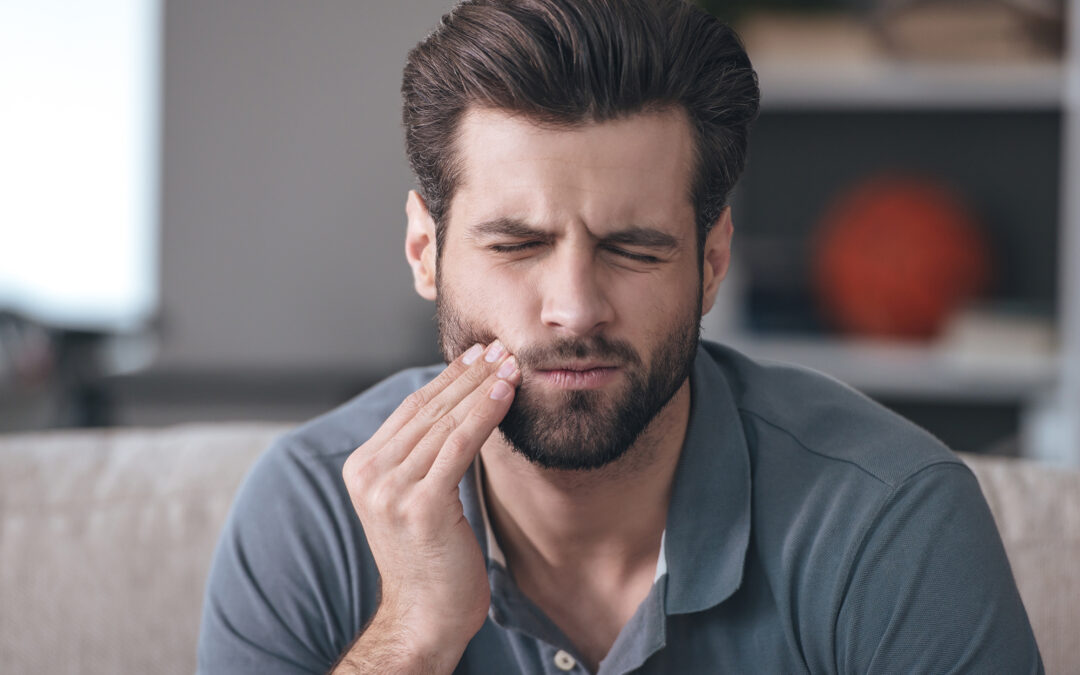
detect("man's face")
[411,107,729,470]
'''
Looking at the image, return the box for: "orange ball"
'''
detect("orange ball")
[813,175,991,339]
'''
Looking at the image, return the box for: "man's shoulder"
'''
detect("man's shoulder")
[198,367,448,671]
[261,364,445,473]
[700,340,963,489]
[220,363,445,524]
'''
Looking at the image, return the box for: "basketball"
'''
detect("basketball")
[813,175,991,339]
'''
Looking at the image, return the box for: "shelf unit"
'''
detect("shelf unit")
[704,12,1080,466]
[718,334,1057,402]
[754,60,1065,111]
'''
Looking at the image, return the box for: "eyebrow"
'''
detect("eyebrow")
[468,218,553,242]
[601,226,679,251]
[468,218,679,250]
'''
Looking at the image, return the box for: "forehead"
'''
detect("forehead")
[446,106,697,236]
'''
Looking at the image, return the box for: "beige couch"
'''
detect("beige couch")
[1,423,1078,674]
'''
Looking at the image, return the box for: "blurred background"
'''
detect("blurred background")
[1,0,1078,466]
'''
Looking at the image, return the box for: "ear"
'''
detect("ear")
[701,206,733,315]
[405,190,438,301]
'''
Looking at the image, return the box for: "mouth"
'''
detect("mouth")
[532,364,620,390]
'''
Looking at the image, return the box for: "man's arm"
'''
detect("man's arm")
[328,607,450,674]
[198,343,520,675]
[197,434,364,674]
[835,462,1043,674]
[329,341,520,674]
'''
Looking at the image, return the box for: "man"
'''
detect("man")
[198,1,1043,673]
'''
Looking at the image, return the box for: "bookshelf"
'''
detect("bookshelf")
[704,10,1080,465]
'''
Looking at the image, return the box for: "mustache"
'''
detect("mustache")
[513,336,640,370]
[448,334,639,370]
[438,307,640,370]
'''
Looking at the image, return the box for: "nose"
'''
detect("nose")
[539,244,615,336]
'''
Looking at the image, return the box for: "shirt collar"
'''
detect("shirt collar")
[458,342,751,615]
[472,459,506,568]
[662,342,752,614]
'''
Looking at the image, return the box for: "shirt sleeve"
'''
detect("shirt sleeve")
[196,438,373,675]
[835,462,1044,674]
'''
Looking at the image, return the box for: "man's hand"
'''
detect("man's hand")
[334,341,520,674]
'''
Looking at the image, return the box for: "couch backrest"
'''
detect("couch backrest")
[1,427,1077,674]
[0,423,293,675]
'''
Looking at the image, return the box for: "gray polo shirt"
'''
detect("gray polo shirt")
[197,340,1043,674]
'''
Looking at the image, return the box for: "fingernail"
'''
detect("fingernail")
[484,340,505,363]
[490,380,513,400]
[496,356,517,379]
[462,344,483,365]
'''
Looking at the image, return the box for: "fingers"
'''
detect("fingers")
[364,342,487,448]
[402,361,520,487]
[367,341,517,473]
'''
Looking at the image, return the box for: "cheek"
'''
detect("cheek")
[445,262,536,333]
[618,268,698,311]
[455,262,519,306]
[621,272,701,341]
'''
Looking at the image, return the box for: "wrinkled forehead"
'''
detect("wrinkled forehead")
[445,106,698,236]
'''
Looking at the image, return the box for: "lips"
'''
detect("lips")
[535,361,614,371]
[534,365,619,390]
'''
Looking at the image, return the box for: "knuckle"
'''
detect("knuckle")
[367,480,400,516]
[397,490,426,519]
[399,390,429,416]
[436,361,468,384]
[387,495,408,522]
[440,433,471,462]
[430,413,460,437]
[391,487,433,524]
[342,454,365,489]
[448,361,491,394]
[413,399,451,429]
[342,441,373,474]
[466,358,498,383]
[343,447,376,485]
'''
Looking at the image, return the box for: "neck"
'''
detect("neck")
[479,379,691,577]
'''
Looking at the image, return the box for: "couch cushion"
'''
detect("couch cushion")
[0,422,292,675]
[961,453,1080,675]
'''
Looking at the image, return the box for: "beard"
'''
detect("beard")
[436,283,701,471]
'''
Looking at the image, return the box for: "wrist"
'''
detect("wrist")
[378,585,488,653]
[339,605,472,675]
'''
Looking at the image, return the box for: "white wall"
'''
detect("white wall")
[157,0,455,373]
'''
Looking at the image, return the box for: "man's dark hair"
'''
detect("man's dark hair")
[401,0,760,255]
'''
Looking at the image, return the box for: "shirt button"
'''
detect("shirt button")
[553,649,576,671]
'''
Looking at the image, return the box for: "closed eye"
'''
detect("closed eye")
[603,245,662,264]
[489,241,544,253]
[488,241,663,264]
